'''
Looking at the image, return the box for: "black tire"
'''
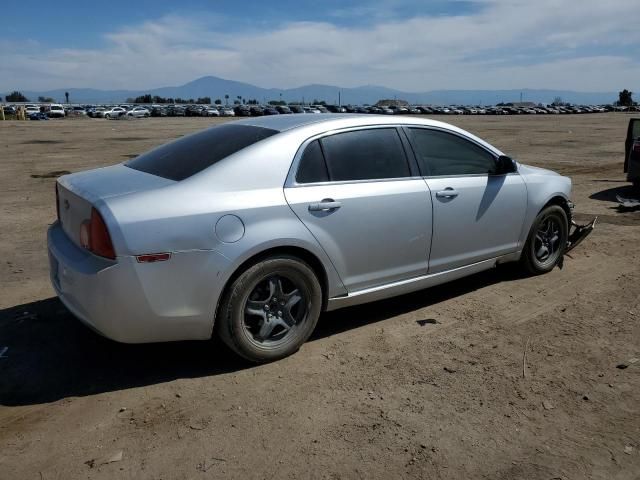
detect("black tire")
[216,255,322,363]
[520,205,568,275]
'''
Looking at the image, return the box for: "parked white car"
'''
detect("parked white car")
[25,105,41,116]
[47,104,66,118]
[126,107,150,118]
[104,107,127,119]
[219,108,235,117]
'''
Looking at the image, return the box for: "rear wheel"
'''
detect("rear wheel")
[520,205,568,275]
[216,256,322,363]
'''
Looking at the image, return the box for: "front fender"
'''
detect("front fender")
[518,164,572,246]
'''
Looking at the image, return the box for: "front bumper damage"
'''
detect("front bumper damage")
[564,200,596,255]
[565,217,597,254]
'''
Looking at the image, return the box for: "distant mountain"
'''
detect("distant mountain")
[7,75,623,105]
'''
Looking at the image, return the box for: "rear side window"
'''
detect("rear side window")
[296,140,329,183]
[126,124,278,181]
[408,128,496,176]
[319,128,410,181]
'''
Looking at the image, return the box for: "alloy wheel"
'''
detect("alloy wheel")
[243,274,307,347]
[534,216,562,263]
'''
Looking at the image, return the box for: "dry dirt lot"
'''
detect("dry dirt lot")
[0,114,639,480]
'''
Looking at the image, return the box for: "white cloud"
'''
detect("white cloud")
[1,0,639,92]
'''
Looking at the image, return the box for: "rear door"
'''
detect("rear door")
[405,127,527,273]
[284,127,432,292]
[625,118,640,173]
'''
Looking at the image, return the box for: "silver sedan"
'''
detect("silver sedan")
[48,115,594,362]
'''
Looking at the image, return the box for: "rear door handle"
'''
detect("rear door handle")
[435,188,459,199]
[309,199,342,212]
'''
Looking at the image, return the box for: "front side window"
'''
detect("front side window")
[319,128,410,181]
[408,128,497,176]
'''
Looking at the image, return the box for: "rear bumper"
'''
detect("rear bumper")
[48,222,231,343]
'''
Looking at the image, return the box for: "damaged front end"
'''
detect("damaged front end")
[565,203,597,254]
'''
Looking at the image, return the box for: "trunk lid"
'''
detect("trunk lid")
[56,164,175,248]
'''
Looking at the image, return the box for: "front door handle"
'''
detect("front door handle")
[309,199,342,212]
[435,188,459,199]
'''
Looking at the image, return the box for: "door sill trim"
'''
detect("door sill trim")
[326,256,507,311]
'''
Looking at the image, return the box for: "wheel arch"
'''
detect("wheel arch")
[541,194,572,223]
[518,189,572,249]
[212,245,331,334]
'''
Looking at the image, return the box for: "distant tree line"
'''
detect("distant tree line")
[617,89,634,106]
[126,94,213,104]
[1,91,61,103]
[5,87,635,108]
[124,93,264,105]
[5,91,29,102]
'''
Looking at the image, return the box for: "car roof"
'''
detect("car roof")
[235,113,359,132]
[233,113,476,136]
[242,113,504,158]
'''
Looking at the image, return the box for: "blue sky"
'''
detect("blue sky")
[4,0,480,44]
[2,0,639,92]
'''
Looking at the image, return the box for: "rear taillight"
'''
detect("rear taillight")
[79,208,116,259]
[55,183,61,221]
[633,140,640,154]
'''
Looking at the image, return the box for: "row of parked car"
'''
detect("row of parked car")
[89,103,640,117]
[4,102,639,120]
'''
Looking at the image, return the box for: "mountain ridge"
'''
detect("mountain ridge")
[5,75,624,105]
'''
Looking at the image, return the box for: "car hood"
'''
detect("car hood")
[517,163,561,177]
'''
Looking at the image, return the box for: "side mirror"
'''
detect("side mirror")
[493,155,516,175]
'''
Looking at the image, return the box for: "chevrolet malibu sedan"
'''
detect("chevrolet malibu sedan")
[48,115,594,362]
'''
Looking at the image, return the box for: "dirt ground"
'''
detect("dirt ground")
[0,114,638,480]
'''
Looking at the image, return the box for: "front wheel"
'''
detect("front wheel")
[520,205,568,275]
[216,256,322,363]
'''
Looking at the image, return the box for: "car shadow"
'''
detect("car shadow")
[589,184,638,203]
[0,266,523,406]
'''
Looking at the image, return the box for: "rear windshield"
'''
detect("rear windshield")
[125,124,278,181]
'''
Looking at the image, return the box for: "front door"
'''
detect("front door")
[405,127,527,273]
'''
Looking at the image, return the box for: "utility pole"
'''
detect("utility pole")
[338,90,341,107]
